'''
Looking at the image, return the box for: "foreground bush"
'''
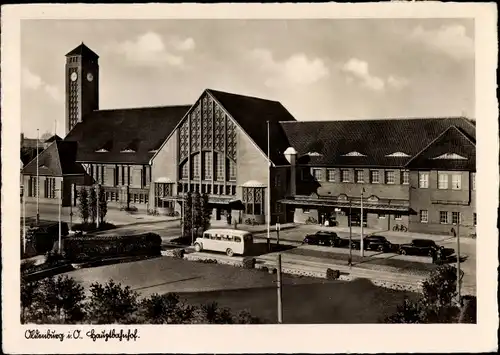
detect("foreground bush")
[72,222,116,233]
[326,268,340,280]
[64,233,161,262]
[21,277,263,324]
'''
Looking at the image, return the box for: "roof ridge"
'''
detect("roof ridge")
[52,141,63,176]
[95,104,192,113]
[206,88,281,104]
[279,117,468,124]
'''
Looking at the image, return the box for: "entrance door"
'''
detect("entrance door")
[349,212,367,227]
[216,208,222,221]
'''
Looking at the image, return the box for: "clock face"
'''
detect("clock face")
[87,73,94,82]
[70,72,78,82]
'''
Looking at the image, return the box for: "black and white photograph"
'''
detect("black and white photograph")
[2,3,498,354]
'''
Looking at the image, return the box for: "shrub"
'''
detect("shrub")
[139,293,196,324]
[196,258,217,264]
[305,217,318,224]
[235,310,263,324]
[260,266,269,273]
[172,249,185,259]
[326,268,340,280]
[78,188,89,224]
[242,257,256,269]
[71,222,116,233]
[199,302,234,324]
[45,251,65,266]
[63,233,162,262]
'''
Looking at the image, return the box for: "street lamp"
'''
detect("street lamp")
[21,185,26,255]
[348,200,352,267]
[55,187,63,254]
[360,187,365,257]
[36,129,40,225]
[453,215,462,307]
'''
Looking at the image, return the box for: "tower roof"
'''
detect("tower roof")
[65,42,99,59]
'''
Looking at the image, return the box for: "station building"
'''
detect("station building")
[21,43,476,235]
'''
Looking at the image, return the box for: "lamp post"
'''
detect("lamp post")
[455,215,462,307]
[348,200,352,267]
[36,129,40,225]
[54,187,62,254]
[96,184,100,229]
[22,185,26,255]
[266,120,271,252]
[360,188,365,257]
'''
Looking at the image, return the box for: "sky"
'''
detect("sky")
[21,18,475,138]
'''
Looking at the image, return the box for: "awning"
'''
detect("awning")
[240,180,267,188]
[161,195,242,205]
[278,198,411,212]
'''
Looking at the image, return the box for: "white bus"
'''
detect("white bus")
[193,229,254,257]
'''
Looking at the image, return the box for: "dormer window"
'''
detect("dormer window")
[120,148,136,153]
[306,152,322,157]
[121,139,140,154]
[386,152,410,157]
[342,151,366,157]
[95,148,108,153]
[96,140,113,153]
[432,153,467,160]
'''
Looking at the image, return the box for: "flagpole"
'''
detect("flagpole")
[360,188,364,257]
[36,129,40,225]
[267,120,271,251]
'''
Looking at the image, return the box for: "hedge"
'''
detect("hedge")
[63,233,162,262]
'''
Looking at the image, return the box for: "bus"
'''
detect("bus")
[193,229,254,257]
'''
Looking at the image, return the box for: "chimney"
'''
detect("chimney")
[284,147,297,196]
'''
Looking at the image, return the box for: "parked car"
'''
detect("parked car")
[349,235,392,252]
[303,231,342,247]
[398,239,444,256]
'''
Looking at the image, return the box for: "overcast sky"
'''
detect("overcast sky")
[21,19,475,138]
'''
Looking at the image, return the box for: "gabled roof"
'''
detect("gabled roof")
[207,89,296,165]
[21,141,85,176]
[64,105,191,164]
[281,117,475,168]
[406,126,476,170]
[66,43,99,59]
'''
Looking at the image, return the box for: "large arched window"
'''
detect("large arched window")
[227,158,236,181]
[180,160,188,180]
[243,187,264,215]
[203,152,212,180]
[191,153,201,179]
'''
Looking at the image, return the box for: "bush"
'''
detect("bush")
[172,249,185,259]
[242,257,256,269]
[305,217,318,224]
[139,293,196,324]
[196,258,217,264]
[326,268,340,280]
[260,266,269,273]
[63,233,162,262]
[72,222,116,233]
[45,251,65,266]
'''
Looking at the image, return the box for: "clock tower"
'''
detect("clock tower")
[65,42,99,135]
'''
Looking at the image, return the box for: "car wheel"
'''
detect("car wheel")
[400,249,407,255]
[194,243,202,252]
[428,250,434,257]
[378,245,385,252]
[226,248,234,257]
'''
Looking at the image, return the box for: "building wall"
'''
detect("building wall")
[409,170,476,235]
[22,174,86,207]
[150,132,178,208]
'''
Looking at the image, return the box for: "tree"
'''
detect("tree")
[98,187,107,224]
[85,279,139,324]
[183,191,193,239]
[201,193,211,231]
[192,191,202,238]
[78,188,89,224]
[21,276,42,323]
[40,276,86,323]
[88,187,97,225]
[139,293,196,324]
[199,302,235,324]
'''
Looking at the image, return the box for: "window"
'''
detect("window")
[394,213,402,220]
[370,170,380,184]
[44,177,56,198]
[440,211,449,224]
[181,161,189,179]
[155,183,173,208]
[385,171,395,184]
[402,171,410,185]
[420,210,428,223]
[29,176,38,197]
[192,154,200,179]
[451,174,462,190]
[471,173,476,190]
[203,152,212,180]
[356,170,364,183]
[215,153,224,181]
[274,173,281,187]
[242,187,264,216]
[378,214,386,219]
[341,169,351,183]
[438,173,448,189]
[228,159,236,181]
[419,172,429,188]
[452,212,461,225]
[275,202,282,213]
[313,168,323,181]
[473,213,477,226]
[327,169,335,182]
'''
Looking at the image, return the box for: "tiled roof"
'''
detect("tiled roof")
[66,43,99,58]
[280,117,476,168]
[406,126,476,170]
[64,105,191,164]
[21,141,85,176]
[207,89,296,165]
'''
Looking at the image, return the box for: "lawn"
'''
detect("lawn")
[63,256,416,323]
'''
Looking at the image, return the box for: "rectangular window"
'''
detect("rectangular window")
[44,177,56,198]
[394,213,402,220]
[420,210,428,223]
[181,162,189,179]
[452,212,461,225]
[402,171,410,185]
[192,154,200,179]
[440,211,449,224]
[254,203,262,215]
[327,169,335,182]
[203,152,212,180]
[370,170,379,184]
[274,173,281,187]
[473,213,477,226]
[312,168,323,181]
[385,171,395,184]
[228,160,236,181]
[216,153,224,181]
[471,172,476,190]
[356,170,364,183]
[275,202,282,213]
[438,172,448,189]
[419,172,429,188]
[207,185,212,194]
[231,185,236,195]
[452,174,462,190]
[341,169,351,183]
[378,214,386,219]
[155,183,173,208]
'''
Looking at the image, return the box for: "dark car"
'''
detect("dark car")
[349,235,392,252]
[303,231,341,247]
[398,239,444,256]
